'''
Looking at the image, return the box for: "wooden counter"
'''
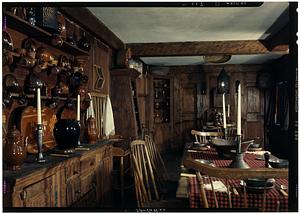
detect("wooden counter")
[4,140,113,208]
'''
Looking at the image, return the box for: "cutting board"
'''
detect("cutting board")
[20,106,57,154]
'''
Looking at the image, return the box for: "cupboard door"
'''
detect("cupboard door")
[80,172,96,197]
[97,151,113,207]
[66,177,81,206]
[22,174,56,207]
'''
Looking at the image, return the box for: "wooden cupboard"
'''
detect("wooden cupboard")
[148,75,174,153]
[3,142,113,208]
[110,68,141,139]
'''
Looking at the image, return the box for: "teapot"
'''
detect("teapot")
[5,126,28,170]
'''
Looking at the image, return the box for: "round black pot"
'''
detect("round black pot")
[53,119,80,150]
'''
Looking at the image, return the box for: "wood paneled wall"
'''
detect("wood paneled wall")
[170,64,267,150]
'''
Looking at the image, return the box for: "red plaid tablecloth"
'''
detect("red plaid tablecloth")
[188,149,288,211]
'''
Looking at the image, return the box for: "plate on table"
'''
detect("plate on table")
[248,147,263,151]
[190,142,209,151]
[194,159,215,167]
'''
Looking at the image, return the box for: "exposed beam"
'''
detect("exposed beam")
[60,7,124,50]
[264,24,289,52]
[127,40,288,57]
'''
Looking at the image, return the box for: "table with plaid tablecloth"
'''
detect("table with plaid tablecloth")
[187,148,288,211]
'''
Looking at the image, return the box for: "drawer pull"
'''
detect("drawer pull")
[20,190,27,200]
[90,162,94,166]
[73,171,78,175]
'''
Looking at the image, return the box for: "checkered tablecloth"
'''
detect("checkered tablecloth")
[188,149,288,211]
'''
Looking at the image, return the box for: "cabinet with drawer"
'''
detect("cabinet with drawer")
[4,142,113,209]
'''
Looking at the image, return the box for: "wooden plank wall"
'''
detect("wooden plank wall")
[170,64,267,151]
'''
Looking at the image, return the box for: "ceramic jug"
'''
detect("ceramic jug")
[87,116,98,144]
[5,126,28,170]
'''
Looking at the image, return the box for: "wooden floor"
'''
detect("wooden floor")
[111,151,189,211]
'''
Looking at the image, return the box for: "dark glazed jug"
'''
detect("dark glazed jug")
[77,32,90,52]
[53,119,80,150]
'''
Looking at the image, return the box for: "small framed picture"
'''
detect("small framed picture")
[93,65,105,91]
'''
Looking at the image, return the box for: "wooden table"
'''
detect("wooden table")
[176,143,289,211]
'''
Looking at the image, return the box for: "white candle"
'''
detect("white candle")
[37,88,42,125]
[77,94,80,121]
[222,93,227,129]
[228,104,230,118]
[237,82,241,135]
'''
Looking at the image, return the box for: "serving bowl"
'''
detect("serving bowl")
[268,159,289,168]
[211,138,254,159]
[244,178,275,193]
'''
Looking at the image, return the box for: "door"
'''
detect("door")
[245,83,265,145]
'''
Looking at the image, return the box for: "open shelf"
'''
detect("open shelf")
[10,93,91,102]
[153,78,171,124]
[5,11,89,56]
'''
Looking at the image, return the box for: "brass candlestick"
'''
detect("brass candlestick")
[36,124,45,163]
[229,135,249,169]
[223,127,228,140]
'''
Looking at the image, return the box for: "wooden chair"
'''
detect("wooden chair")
[145,135,168,195]
[191,130,224,144]
[130,140,160,207]
[183,155,288,211]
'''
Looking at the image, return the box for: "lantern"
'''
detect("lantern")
[217,68,230,94]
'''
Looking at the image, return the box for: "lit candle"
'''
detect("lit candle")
[77,94,80,121]
[237,82,241,135]
[37,88,42,125]
[227,104,230,118]
[222,93,227,129]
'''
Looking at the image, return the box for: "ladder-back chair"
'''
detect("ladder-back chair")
[130,140,160,207]
[145,135,168,187]
[191,130,224,144]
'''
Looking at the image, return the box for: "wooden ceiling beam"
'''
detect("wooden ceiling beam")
[127,40,288,57]
[263,24,289,52]
[59,7,124,50]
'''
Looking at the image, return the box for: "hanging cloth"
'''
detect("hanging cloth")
[86,93,95,119]
[103,96,115,137]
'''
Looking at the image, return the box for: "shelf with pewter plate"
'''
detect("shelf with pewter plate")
[10,93,91,102]
[4,11,89,56]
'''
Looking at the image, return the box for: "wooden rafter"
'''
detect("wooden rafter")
[127,40,289,57]
[264,24,289,52]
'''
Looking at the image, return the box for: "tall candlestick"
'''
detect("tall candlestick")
[222,93,227,129]
[228,104,230,118]
[77,94,80,121]
[237,82,241,135]
[37,88,42,125]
